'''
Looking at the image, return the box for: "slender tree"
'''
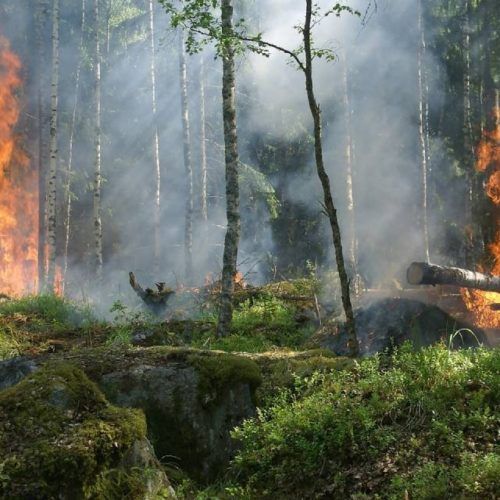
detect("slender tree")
[62,0,87,292]
[148,0,162,275]
[199,55,208,223]
[417,0,430,262]
[46,0,60,291]
[463,0,476,266]
[93,0,103,282]
[302,0,358,355]
[342,50,358,289]
[216,0,240,336]
[178,29,194,281]
[35,0,49,291]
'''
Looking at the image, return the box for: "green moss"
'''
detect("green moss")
[0,363,146,498]
[187,351,262,405]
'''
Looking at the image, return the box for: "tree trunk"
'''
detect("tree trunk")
[407,261,500,292]
[93,0,103,282]
[148,0,161,275]
[342,50,358,285]
[216,0,240,338]
[35,0,49,292]
[178,30,194,281]
[417,0,430,262]
[303,0,358,356]
[199,55,208,223]
[46,0,60,291]
[62,0,86,293]
[463,0,476,267]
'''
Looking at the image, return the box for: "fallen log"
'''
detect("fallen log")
[129,272,175,313]
[407,262,500,293]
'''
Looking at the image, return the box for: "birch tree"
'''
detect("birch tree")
[46,0,60,291]
[148,0,161,275]
[62,0,87,291]
[417,0,430,262]
[199,55,208,223]
[342,50,358,290]
[178,29,194,281]
[93,0,103,282]
[35,0,50,291]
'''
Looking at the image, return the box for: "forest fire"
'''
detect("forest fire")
[0,35,38,296]
[462,105,500,328]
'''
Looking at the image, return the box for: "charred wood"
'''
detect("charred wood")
[129,272,175,313]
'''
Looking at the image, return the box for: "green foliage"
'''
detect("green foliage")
[240,162,280,219]
[231,344,500,498]
[0,294,95,328]
[232,295,312,348]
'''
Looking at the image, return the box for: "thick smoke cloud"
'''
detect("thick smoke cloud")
[1,0,454,312]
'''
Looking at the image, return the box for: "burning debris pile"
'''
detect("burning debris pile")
[0,36,38,296]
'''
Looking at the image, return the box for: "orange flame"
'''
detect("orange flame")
[0,36,38,296]
[462,106,500,327]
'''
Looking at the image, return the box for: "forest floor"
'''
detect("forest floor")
[0,289,498,498]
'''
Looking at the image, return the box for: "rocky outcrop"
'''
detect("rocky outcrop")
[64,347,262,482]
[311,298,488,356]
[0,363,174,499]
[0,356,38,391]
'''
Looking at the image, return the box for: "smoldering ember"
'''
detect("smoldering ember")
[0,0,498,498]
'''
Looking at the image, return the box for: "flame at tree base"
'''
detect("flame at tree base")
[462,104,500,328]
[0,36,38,296]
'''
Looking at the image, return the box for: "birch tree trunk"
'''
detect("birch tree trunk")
[303,0,358,356]
[62,0,86,292]
[46,0,60,291]
[178,30,194,281]
[417,0,430,262]
[216,0,240,337]
[93,0,103,282]
[35,0,49,292]
[342,50,358,288]
[463,0,476,266]
[199,55,208,223]
[148,0,161,275]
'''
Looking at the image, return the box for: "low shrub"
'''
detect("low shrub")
[231,344,499,498]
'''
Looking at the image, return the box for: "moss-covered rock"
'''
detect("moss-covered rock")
[61,347,262,483]
[0,363,173,499]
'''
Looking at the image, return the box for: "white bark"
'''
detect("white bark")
[46,0,59,291]
[148,0,161,274]
[342,51,357,280]
[62,0,86,292]
[179,30,194,281]
[417,0,430,262]
[93,0,103,281]
[199,55,208,223]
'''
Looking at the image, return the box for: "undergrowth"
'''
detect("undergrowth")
[0,294,94,328]
[230,344,499,498]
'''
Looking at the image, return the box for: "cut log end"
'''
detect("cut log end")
[407,262,426,285]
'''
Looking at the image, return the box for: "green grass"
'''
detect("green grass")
[0,294,94,328]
